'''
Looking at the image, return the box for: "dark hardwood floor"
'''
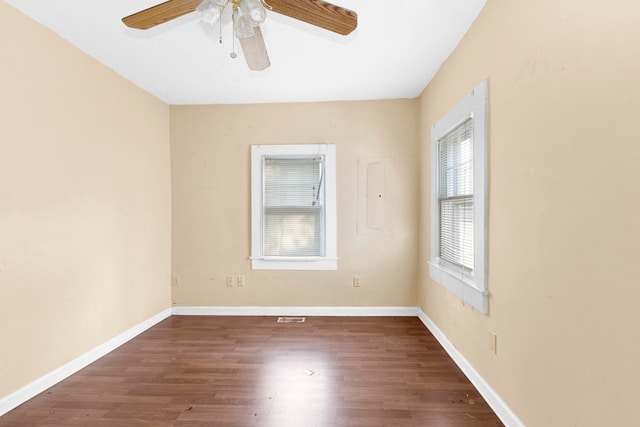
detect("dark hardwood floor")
[1,316,503,426]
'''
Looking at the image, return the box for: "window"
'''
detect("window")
[430,81,488,313]
[251,144,337,270]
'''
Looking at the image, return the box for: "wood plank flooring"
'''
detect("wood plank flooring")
[0,316,504,426]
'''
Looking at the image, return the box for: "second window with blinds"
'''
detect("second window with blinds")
[251,144,337,270]
[430,81,488,313]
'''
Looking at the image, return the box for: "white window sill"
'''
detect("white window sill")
[251,257,337,271]
[429,261,488,313]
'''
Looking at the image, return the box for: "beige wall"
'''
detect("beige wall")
[0,2,172,399]
[418,0,640,425]
[171,101,419,307]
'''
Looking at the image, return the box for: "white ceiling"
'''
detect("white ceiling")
[5,0,486,105]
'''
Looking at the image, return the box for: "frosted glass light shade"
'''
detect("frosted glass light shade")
[197,0,221,26]
[240,0,267,26]
[233,8,256,38]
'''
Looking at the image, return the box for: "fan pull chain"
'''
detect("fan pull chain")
[230,17,237,58]
[219,6,224,44]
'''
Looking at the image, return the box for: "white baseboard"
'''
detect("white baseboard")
[0,308,172,417]
[171,305,419,317]
[417,309,524,427]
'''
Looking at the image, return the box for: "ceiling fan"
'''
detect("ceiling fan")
[122,0,358,71]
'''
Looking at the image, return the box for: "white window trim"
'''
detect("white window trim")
[251,144,337,270]
[429,81,489,313]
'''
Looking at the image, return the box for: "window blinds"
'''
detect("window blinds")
[438,118,474,272]
[263,157,324,257]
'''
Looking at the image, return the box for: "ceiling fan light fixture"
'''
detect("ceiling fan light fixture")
[121,0,357,70]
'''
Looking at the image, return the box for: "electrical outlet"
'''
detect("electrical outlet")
[353,275,360,287]
[225,275,234,287]
[236,275,245,287]
[172,275,180,288]
[489,331,497,354]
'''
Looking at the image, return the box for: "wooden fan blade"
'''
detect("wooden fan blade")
[266,0,357,35]
[239,27,271,71]
[123,0,201,29]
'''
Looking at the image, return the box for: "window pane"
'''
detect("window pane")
[439,197,474,270]
[263,157,324,257]
[264,207,322,256]
[438,118,474,271]
[265,158,322,207]
[439,118,473,198]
